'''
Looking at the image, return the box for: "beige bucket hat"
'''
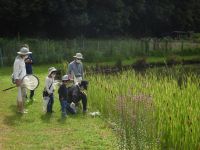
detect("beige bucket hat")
[48,67,57,76]
[17,47,32,55]
[62,75,73,81]
[73,53,83,59]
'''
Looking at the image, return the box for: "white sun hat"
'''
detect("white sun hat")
[48,67,57,76]
[17,47,32,55]
[62,75,73,81]
[73,53,83,59]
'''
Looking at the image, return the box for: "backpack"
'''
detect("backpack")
[43,81,53,97]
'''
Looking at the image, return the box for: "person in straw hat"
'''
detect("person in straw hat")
[13,46,32,114]
[67,53,89,113]
[67,53,84,84]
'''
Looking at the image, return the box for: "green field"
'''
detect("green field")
[0,66,117,150]
[0,64,200,149]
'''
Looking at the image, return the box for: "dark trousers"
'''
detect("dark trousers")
[26,90,34,99]
[26,73,34,99]
[30,90,34,98]
[80,92,87,111]
[60,100,76,116]
[47,94,54,113]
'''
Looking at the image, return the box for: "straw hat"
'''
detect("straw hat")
[17,47,32,55]
[48,67,57,76]
[73,53,83,59]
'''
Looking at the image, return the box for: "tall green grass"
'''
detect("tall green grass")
[87,68,200,149]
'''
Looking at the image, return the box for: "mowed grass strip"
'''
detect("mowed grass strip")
[0,66,117,150]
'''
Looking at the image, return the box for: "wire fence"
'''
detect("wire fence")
[0,38,200,67]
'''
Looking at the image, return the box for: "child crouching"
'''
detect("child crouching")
[58,75,76,118]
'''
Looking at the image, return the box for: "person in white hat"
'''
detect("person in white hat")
[43,67,57,113]
[67,53,84,84]
[13,46,32,114]
[58,75,76,118]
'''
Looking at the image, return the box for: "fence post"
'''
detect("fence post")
[145,39,149,55]
[181,40,184,51]
[82,39,85,50]
[0,48,3,67]
[165,39,168,54]
[74,39,77,51]
[97,40,100,51]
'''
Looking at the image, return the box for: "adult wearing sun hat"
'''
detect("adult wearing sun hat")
[67,53,84,84]
[13,46,32,114]
[67,53,88,113]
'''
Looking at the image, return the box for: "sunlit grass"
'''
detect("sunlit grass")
[0,66,117,150]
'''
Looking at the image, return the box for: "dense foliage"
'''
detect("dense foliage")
[0,0,200,38]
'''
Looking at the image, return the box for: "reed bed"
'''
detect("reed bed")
[87,69,200,150]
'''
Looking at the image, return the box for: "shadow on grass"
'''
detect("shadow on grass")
[40,113,53,123]
[56,112,78,124]
[25,100,34,107]
[4,105,37,126]
[3,105,23,126]
[57,116,67,124]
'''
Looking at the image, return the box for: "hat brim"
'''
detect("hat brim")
[62,79,74,81]
[48,69,57,75]
[17,51,32,55]
[73,56,83,59]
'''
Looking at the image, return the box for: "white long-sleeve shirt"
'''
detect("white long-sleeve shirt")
[13,56,26,80]
[45,77,54,94]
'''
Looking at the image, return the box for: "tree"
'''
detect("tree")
[87,0,129,37]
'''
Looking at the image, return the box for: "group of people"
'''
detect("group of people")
[13,44,88,117]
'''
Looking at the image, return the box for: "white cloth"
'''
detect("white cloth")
[45,77,54,94]
[43,97,50,112]
[13,56,26,80]
[74,77,82,84]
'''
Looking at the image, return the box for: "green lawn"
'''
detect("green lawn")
[0,66,117,150]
